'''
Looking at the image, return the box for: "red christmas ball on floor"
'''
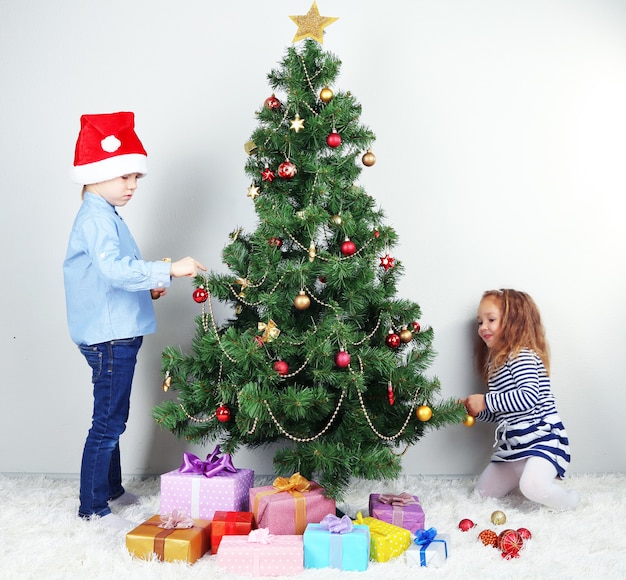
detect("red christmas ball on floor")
[273,360,289,375]
[458,518,475,532]
[215,405,231,422]
[340,239,356,256]
[335,349,351,368]
[498,529,523,553]
[192,287,208,303]
[516,527,532,541]
[326,130,342,148]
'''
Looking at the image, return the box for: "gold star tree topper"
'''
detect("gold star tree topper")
[290,1,338,44]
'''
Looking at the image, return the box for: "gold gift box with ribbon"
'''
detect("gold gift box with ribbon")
[126,514,211,564]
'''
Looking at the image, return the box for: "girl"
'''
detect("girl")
[463,289,579,510]
[64,112,206,530]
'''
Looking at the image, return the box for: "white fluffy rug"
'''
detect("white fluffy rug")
[1,473,624,579]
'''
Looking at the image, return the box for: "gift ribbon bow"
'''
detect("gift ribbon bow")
[235,277,249,297]
[320,513,353,534]
[158,510,194,530]
[272,472,311,493]
[258,319,280,343]
[414,527,437,546]
[178,445,236,477]
[378,492,417,506]
[248,528,274,544]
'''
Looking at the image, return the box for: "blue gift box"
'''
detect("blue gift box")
[303,522,370,571]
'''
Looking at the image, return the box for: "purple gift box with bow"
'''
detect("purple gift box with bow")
[368,492,425,534]
[160,446,254,520]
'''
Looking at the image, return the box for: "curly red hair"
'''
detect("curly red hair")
[474,289,550,382]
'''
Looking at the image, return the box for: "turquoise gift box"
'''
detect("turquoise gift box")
[303,521,370,571]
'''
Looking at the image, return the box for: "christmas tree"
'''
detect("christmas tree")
[153,3,467,500]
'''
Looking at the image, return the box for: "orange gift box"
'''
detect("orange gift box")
[126,514,210,564]
[211,511,254,554]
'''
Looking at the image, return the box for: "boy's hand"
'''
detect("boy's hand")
[170,257,207,278]
[151,288,167,300]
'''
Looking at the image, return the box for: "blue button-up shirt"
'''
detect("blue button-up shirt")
[63,192,171,346]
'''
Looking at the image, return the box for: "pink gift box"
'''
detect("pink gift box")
[369,492,425,533]
[160,467,254,520]
[250,478,335,535]
[217,532,304,576]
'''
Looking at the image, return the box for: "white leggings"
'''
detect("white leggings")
[475,457,580,510]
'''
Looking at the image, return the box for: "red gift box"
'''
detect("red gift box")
[369,492,425,533]
[210,511,254,554]
[250,473,335,535]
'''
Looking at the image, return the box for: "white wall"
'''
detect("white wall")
[1,0,624,478]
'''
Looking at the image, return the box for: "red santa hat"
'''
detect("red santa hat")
[72,111,147,184]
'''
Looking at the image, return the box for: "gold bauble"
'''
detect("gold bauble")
[329,214,342,226]
[416,405,433,422]
[491,510,507,525]
[399,327,413,343]
[294,290,311,310]
[308,241,317,262]
[320,87,334,103]
[362,149,376,167]
[463,414,476,427]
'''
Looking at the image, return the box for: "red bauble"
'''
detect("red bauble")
[516,527,532,541]
[335,349,351,368]
[192,287,208,303]
[268,237,283,247]
[215,405,231,422]
[385,331,401,349]
[277,160,297,179]
[264,94,281,110]
[326,130,342,148]
[411,321,421,333]
[261,166,275,182]
[373,229,380,238]
[458,518,476,532]
[273,360,289,375]
[340,239,356,256]
[498,529,523,553]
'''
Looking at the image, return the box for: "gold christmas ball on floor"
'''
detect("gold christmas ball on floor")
[463,414,475,427]
[491,510,507,525]
[416,405,433,422]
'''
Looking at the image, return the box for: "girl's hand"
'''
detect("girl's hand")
[464,394,487,416]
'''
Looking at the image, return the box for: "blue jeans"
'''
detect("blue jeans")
[78,336,143,518]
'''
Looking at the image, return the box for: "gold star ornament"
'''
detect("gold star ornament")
[290,114,305,133]
[290,1,338,44]
[246,185,260,200]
